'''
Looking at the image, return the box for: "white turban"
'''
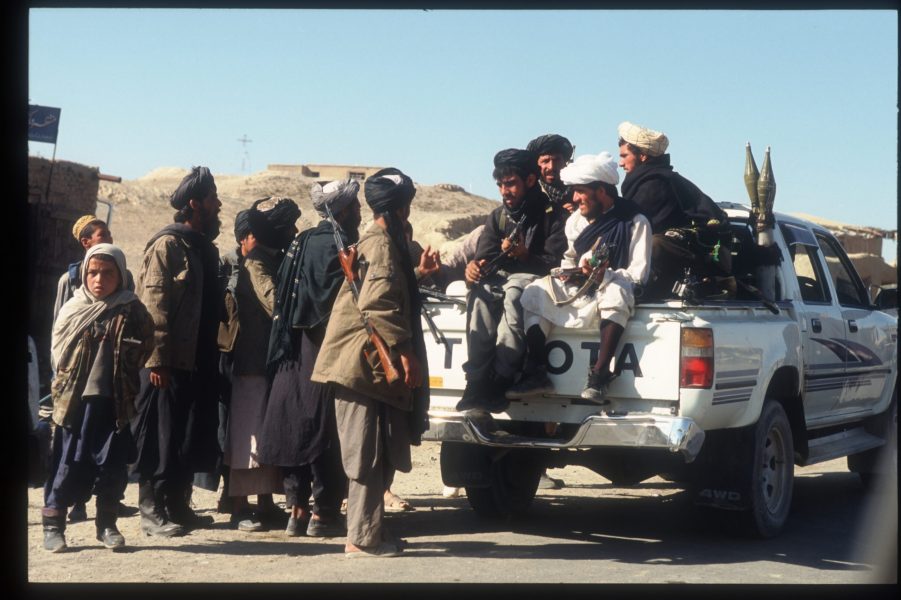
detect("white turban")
[311,178,360,218]
[560,152,619,186]
[617,121,669,157]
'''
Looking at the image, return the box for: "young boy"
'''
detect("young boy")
[42,243,154,552]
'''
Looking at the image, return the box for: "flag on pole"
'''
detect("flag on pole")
[28,105,62,144]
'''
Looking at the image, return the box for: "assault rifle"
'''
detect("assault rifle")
[418,286,466,308]
[549,238,611,307]
[478,213,525,277]
[322,202,400,384]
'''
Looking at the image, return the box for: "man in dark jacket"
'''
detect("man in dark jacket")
[527,133,575,213]
[618,121,731,299]
[131,166,223,537]
[456,148,568,415]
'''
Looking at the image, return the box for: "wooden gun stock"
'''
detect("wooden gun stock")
[366,330,401,384]
[337,246,358,284]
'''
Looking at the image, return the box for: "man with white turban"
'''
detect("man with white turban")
[617,121,731,299]
[260,178,361,539]
[511,152,652,400]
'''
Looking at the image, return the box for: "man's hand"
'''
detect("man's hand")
[580,257,608,283]
[418,245,441,278]
[562,201,577,214]
[503,233,527,260]
[399,350,422,389]
[465,259,486,284]
[149,366,171,389]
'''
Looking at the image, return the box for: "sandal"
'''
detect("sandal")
[344,541,401,559]
[383,491,414,513]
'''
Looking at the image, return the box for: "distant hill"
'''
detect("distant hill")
[100,167,499,271]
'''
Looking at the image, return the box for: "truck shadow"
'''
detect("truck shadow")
[388,471,878,572]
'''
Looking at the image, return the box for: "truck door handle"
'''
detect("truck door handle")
[848,319,858,333]
[811,318,822,333]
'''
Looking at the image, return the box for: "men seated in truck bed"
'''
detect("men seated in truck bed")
[455,148,568,415]
[512,151,652,401]
[617,121,732,300]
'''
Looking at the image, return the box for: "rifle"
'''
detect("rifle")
[322,202,401,384]
[549,238,611,306]
[418,286,466,308]
[478,213,525,277]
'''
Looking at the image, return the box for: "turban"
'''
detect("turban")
[248,196,301,250]
[617,121,669,157]
[72,214,101,241]
[170,166,216,210]
[233,209,252,243]
[493,148,539,177]
[311,178,360,218]
[364,168,416,213]
[526,134,574,161]
[560,152,620,186]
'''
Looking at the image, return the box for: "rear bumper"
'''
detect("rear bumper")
[422,412,706,463]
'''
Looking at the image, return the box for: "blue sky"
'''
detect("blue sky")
[28,8,897,260]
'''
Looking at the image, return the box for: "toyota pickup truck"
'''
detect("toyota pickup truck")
[418,203,897,538]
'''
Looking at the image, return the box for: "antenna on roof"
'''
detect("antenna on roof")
[238,134,253,173]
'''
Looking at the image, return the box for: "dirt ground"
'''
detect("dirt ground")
[26,441,664,583]
[25,444,893,584]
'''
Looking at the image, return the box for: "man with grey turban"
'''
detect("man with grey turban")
[617,121,731,299]
[456,149,567,417]
[131,166,223,537]
[311,168,428,558]
[513,152,651,401]
[260,178,362,539]
[527,133,575,211]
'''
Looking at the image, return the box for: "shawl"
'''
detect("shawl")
[51,243,137,371]
[573,197,641,272]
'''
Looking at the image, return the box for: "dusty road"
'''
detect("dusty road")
[26,443,894,584]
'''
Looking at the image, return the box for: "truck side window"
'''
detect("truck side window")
[788,243,829,303]
[815,233,869,307]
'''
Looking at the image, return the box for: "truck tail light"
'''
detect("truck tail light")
[680,328,714,388]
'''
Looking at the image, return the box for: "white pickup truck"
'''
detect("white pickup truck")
[419,203,897,538]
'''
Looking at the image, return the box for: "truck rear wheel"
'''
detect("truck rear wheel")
[466,449,542,519]
[740,399,794,538]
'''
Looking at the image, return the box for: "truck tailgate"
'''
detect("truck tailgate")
[421,303,683,403]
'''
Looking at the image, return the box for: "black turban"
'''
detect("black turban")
[234,209,252,243]
[170,166,215,210]
[248,196,301,251]
[493,148,539,176]
[526,134,574,161]
[364,167,416,213]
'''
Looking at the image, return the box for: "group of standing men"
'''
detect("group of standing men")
[39,120,730,558]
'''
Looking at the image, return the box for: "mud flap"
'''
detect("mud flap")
[689,427,755,511]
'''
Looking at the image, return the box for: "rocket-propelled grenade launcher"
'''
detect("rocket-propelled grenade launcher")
[744,143,778,301]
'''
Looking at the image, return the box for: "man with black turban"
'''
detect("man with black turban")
[311,168,429,558]
[527,133,575,212]
[456,149,567,417]
[221,197,299,532]
[130,166,223,537]
[260,179,362,539]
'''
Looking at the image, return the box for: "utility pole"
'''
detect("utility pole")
[238,134,253,173]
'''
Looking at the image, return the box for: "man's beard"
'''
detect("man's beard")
[200,210,221,240]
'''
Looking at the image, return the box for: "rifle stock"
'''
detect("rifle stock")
[332,230,401,384]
